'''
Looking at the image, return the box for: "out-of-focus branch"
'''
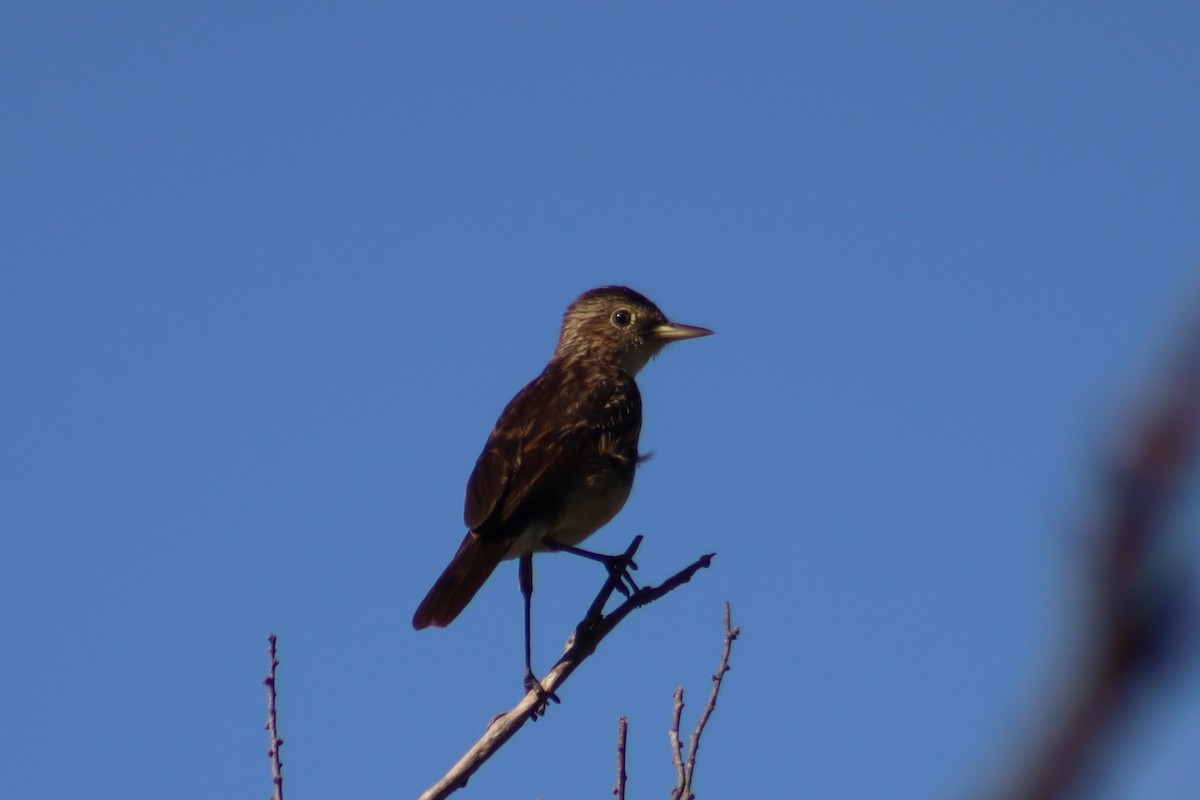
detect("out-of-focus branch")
[670,602,740,800]
[417,538,715,800]
[1001,313,1200,800]
[264,634,285,800]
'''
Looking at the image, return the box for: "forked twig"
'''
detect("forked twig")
[670,602,739,800]
[418,539,716,800]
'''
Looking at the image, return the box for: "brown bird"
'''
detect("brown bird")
[412,286,712,695]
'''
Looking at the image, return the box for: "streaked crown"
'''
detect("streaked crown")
[552,286,712,375]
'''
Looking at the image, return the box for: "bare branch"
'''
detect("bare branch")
[418,541,716,800]
[263,634,285,800]
[669,687,686,799]
[671,603,739,800]
[614,716,628,800]
[685,602,740,794]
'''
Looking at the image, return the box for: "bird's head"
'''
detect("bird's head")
[552,286,712,374]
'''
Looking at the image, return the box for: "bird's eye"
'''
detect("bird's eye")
[611,309,633,328]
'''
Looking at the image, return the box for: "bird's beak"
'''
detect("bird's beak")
[651,321,714,341]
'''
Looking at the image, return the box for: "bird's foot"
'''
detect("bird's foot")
[603,553,640,597]
[523,668,560,720]
[540,537,640,595]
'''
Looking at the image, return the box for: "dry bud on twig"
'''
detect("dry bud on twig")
[614,716,628,800]
[263,634,285,800]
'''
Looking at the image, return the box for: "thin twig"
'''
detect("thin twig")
[263,634,285,800]
[670,604,739,800]
[418,542,716,800]
[614,716,628,800]
[669,687,686,799]
[685,602,740,795]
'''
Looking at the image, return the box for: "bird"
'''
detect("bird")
[412,285,712,697]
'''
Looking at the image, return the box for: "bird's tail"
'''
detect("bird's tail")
[412,533,510,629]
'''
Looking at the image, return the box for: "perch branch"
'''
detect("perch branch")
[418,540,716,800]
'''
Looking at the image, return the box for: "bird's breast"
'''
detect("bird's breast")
[505,449,636,558]
[553,464,634,545]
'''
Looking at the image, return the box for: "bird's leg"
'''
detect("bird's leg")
[519,555,536,689]
[518,554,558,717]
[540,538,641,596]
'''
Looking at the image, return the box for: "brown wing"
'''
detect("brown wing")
[414,360,640,630]
[463,359,641,540]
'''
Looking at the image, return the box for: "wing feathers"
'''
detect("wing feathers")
[463,361,640,539]
[416,360,642,627]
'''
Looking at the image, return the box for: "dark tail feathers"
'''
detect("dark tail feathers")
[412,533,509,629]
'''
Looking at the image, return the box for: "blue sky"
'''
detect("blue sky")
[3,4,1199,798]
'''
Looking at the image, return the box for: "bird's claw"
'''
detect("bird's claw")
[523,670,560,720]
[605,554,640,596]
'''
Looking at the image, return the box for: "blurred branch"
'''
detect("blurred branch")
[1002,313,1200,800]
[417,538,716,800]
[670,602,740,800]
[264,634,285,800]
